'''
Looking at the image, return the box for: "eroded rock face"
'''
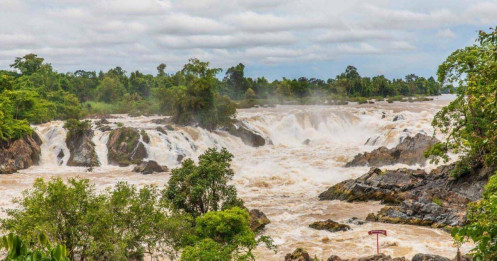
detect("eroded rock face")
[107,127,148,166]
[249,209,270,231]
[320,164,490,228]
[132,160,167,174]
[226,120,268,147]
[309,219,351,233]
[66,129,99,167]
[0,133,42,174]
[346,133,438,167]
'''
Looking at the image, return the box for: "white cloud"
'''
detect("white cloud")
[436,28,456,38]
[0,0,495,77]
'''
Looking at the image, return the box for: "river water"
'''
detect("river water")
[0,95,470,260]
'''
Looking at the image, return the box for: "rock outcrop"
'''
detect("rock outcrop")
[285,248,313,261]
[309,219,351,233]
[0,133,42,174]
[326,254,406,261]
[411,254,450,261]
[107,127,148,166]
[346,133,438,167]
[132,160,167,174]
[66,129,99,167]
[226,121,268,147]
[249,209,270,231]
[320,164,490,228]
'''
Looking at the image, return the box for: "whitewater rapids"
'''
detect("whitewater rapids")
[0,95,469,260]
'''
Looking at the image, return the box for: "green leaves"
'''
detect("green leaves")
[165,148,243,217]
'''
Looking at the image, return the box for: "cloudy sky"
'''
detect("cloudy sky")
[0,0,496,80]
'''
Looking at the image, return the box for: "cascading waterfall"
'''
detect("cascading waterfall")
[5,96,468,260]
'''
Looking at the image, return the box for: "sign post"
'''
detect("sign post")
[368,230,387,254]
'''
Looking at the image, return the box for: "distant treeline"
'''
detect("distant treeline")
[0,53,442,140]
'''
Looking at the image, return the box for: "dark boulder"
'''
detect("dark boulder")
[411,254,450,261]
[309,219,350,233]
[133,160,167,174]
[226,120,267,147]
[326,254,406,261]
[393,114,405,121]
[0,133,42,174]
[346,133,438,167]
[66,129,99,167]
[249,209,270,231]
[285,248,312,261]
[107,127,148,166]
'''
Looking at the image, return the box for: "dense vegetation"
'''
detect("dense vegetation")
[0,53,441,139]
[426,27,497,259]
[426,28,497,178]
[0,148,273,261]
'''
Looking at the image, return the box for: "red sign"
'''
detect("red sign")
[368,230,387,254]
[368,230,387,236]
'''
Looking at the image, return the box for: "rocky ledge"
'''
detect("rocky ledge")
[319,164,490,228]
[107,127,148,166]
[346,133,438,167]
[285,248,471,261]
[66,129,99,167]
[0,133,42,174]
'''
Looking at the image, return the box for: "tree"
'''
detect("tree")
[1,178,191,260]
[223,63,248,99]
[163,58,236,130]
[453,174,497,260]
[10,53,44,76]
[165,148,243,217]
[181,207,257,261]
[157,63,167,77]
[425,27,497,178]
[95,76,126,103]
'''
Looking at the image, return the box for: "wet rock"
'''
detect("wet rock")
[303,139,311,145]
[226,120,267,147]
[411,254,450,261]
[249,209,270,231]
[165,124,175,131]
[66,129,99,167]
[346,133,438,167]
[0,133,42,174]
[97,118,110,125]
[133,160,168,174]
[176,154,185,163]
[393,114,405,121]
[347,217,366,225]
[156,127,167,135]
[151,118,170,124]
[57,150,65,165]
[98,125,112,132]
[140,130,150,144]
[107,127,148,166]
[309,219,350,233]
[327,254,406,261]
[285,248,312,261]
[381,112,386,119]
[320,164,491,228]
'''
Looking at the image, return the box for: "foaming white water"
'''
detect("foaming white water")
[34,121,70,167]
[2,95,470,259]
